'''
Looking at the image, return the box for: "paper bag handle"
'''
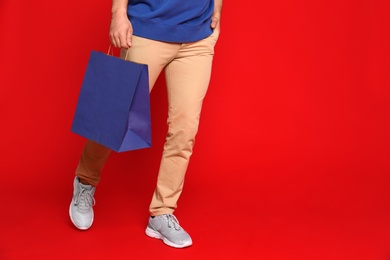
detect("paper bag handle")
[107,45,130,60]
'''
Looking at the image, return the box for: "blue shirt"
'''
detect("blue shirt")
[128,0,214,43]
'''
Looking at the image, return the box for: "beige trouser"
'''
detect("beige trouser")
[75,29,219,216]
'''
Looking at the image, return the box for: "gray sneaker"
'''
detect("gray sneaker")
[145,214,193,248]
[69,177,96,230]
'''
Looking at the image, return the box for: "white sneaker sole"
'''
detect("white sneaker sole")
[145,227,192,248]
[69,203,93,230]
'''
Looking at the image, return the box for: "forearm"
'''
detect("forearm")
[213,0,223,18]
[110,0,132,48]
[112,0,129,15]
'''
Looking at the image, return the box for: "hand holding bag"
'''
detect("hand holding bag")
[71,49,151,152]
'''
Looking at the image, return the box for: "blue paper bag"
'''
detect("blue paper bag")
[71,50,151,152]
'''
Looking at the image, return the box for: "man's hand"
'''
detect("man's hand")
[210,0,223,31]
[210,16,220,30]
[109,9,133,48]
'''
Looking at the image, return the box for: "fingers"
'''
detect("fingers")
[109,36,119,48]
[109,19,133,48]
[126,29,132,47]
[210,16,219,29]
[110,30,132,48]
[109,32,120,48]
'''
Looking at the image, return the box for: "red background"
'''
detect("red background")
[1,0,389,259]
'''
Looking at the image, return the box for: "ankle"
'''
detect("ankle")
[78,177,92,186]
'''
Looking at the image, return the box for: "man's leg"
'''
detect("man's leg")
[150,29,219,215]
[75,140,111,186]
[146,29,220,248]
[69,141,111,230]
[75,37,180,186]
[70,36,181,230]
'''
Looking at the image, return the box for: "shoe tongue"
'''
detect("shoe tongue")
[80,183,93,190]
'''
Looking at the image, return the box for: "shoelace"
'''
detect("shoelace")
[165,214,181,231]
[75,185,96,209]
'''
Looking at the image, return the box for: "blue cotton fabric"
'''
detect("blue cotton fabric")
[128,0,214,43]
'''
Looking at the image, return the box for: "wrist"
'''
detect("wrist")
[111,6,127,16]
[212,12,221,19]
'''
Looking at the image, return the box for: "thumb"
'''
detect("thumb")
[211,16,219,29]
[127,29,133,47]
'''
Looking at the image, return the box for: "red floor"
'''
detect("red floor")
[1,151,389,260]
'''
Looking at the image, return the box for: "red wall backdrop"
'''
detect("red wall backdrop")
[1,0,390,259]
